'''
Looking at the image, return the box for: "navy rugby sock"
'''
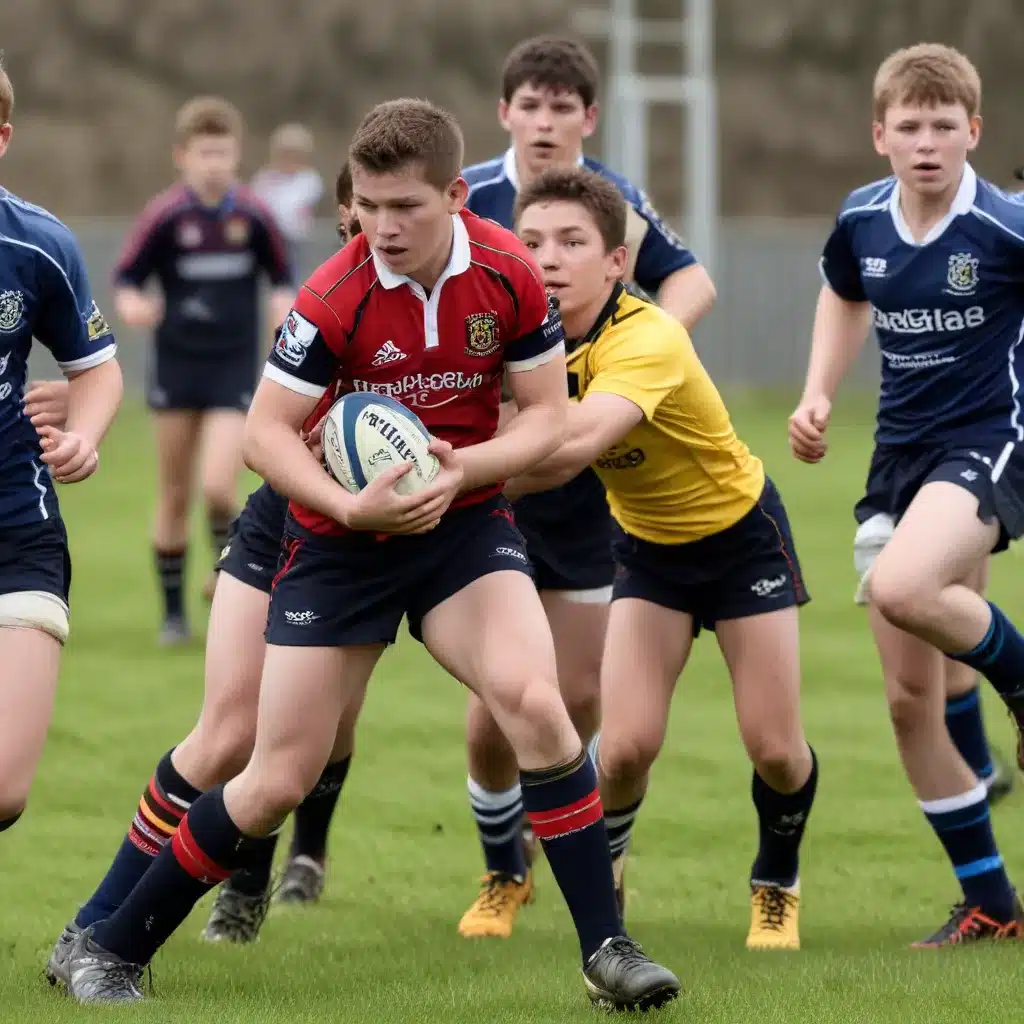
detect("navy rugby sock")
[291,757,351,863]
[154,547,186,620]
[468,777,528,879]
[945,686,995,784]
[750,747,818,888]
[76,749,200,930]
[952,603,1024,705]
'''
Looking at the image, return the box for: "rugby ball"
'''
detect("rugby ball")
[321,392,439,496]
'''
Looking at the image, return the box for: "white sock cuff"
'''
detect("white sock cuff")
[467,775,522,809]
[918,783,988,815]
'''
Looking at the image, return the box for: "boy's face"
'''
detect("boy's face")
[500,83,597,179]
[873,101,980,197]
[174,133,240,197]
[517,198,626,326]
[351,161,466,278]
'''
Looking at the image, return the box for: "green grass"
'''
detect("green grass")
[1,394,1022,1022]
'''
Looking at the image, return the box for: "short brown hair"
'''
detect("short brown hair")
[348,99,463,191]
[174,96,244,144]
[873,44,981,122]
[0,55,13,125]
[515,168,626,251]
[335,162,353,206]
[502,36,600,108]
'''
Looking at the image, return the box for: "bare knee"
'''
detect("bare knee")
[743,730,803,782]
[239,755,319,825]
[599,730,663,783]
[489,675,576,763]
[870,569,935,634]
[182,710,258,787]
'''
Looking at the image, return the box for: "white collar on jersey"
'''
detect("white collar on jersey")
[889,162,977,247]
[502,147,586,191]
[372,213,471,290]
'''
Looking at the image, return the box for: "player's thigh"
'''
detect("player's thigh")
[198,409,247,507]
[151,410,201,498]
[871,481,998,603]
[178,573,270,782]
[717,607,805,765]
[422,570,571,766]
[540,588,609,723]
[0,626,61,812]
[597,597,692,778]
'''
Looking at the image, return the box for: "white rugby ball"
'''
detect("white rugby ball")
[321,392,440,496]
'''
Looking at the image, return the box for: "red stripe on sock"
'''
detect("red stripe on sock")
[127,825,161,858]
[171,817,232,884]
[527,790,604,840]
[147,778,187,821]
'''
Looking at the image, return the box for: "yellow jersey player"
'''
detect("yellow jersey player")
[508,167,818,950]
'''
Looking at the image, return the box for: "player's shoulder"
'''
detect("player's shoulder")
[233,184,278,224]
[462,152,510,192]
[969,175,1024,245]
[0,188,86,272]
[599,286,688,351]
[582,156,645,207]
[463,209,542,283]
[302,235,376,304]
[134,182,192,226]
[835,176,897,222]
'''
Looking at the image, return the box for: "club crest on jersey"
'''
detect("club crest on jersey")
[225,216,250,245]
[945,252,979,296]
[177,221,202,248]
[465,312,500,357]
[86,301,112,342]
[0,290,24,333]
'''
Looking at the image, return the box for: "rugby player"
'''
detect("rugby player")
[457,34,717,938]
[0,60,123,839]
[112,96,294,644]
[61,99,680,1012]
[789,43,1024,945]
[42,169,361,982]
[508,166,819,951]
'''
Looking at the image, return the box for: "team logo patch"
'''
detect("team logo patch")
[177,221,202,248]
[225,216,250,245]
[465,311,500,357]
[274,310,319,368]
[86,301,112,342]
[945,252,979,296]
[0,290,24,333]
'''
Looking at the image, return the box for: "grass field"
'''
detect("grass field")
[1,395,1022,1023]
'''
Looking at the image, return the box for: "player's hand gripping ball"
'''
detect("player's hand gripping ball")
[321,392,440,496]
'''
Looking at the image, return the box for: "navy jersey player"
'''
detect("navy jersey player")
[790,44,1024,946]
[457,34,717,938]
[113,96,294,645]
[44,168,361,985]
[63,100,679,1012]
[0,62,123,837]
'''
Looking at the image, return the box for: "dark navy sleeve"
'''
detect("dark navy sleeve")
[113,201,171,288]
[819,216,867,302]
[504,290,566,373]
[618,182,697,295]
[250,204,296,288]
[264,287,343,398]
[34,227,118,373]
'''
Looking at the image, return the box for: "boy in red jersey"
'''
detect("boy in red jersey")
[63,99,679,1013]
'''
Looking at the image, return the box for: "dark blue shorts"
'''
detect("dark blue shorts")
[215,483,289,594]
[513,470,615,592]
[855,442,1024,554]
[611,478,808,636]
[0,517,72,604]
[147,348,259,413]
[265,495,533,647]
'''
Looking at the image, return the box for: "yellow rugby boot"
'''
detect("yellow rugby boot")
[746,882,800,950]
[457,871,533,939]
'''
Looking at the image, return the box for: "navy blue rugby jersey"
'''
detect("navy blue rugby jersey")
[114,183,294,359]
[821,164,1024,449]
[0,188,118,526]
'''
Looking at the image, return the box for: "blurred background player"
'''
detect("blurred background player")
[789,44,1024,945]
[510,167,818,951]
[251,123,324,278]
[111,96,294,645]
[456,33,716,940]
[0,59,123,839]
[43,166,361,983]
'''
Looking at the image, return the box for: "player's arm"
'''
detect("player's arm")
[789,217,872,463]
[252,202,299,340]
[112,200,168,329]
[244,296,358,524]
[509,318,685,495]
[34,235,123,481]
[505,395,643,496]
[628,191,716,329]
[456,297,568,492]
